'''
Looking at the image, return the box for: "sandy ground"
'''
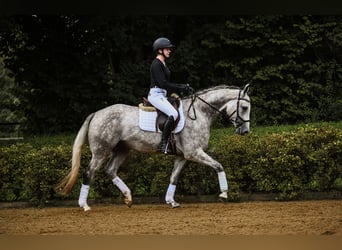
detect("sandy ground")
[0,200,341,235]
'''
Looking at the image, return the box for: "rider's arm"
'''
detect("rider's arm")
[150,59,186,94]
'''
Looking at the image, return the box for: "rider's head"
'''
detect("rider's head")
[152,37,175,58]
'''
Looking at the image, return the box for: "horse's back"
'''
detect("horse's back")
[88,104,139,143]
[93,103,137,121]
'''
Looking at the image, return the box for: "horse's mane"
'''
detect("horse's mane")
[183,85,240,99]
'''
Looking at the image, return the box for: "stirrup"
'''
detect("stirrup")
[159,141,172,154]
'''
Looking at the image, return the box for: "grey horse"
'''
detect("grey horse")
[57,84,251,210]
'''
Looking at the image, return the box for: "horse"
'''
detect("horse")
[57,84,251,211]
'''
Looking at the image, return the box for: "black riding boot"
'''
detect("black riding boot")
[158,116,175,154]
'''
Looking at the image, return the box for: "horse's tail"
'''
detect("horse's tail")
[56,113,95,195]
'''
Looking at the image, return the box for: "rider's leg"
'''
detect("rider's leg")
[148,90,178,153]
[147,91,179,120]
[159,116,174,153]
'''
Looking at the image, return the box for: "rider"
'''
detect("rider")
[148,37,192,153]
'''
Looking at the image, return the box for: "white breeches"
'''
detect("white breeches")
[148,87,179,120]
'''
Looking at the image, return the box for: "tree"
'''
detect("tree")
[174,15,342,125]
[0,15,341,134]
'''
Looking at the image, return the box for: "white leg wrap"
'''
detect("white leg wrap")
[112,176,131,195]
[218,171,228,192]
[78,184,90,208]
[165,184,176,203]
[165,184,180,208]
[113,177,132,207]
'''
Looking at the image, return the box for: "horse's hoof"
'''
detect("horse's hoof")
[124,198,132,208]
[219,192,227,199]
[219,192,228,202]
[167,201,180,208]
[125,194,133,208]
[83,204,91,211]
[79,201,91,211]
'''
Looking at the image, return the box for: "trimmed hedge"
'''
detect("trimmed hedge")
[0,124,341,206]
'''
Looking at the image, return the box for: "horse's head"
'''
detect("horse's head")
[224,84,251,135]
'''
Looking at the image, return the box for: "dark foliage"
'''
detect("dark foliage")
[0,15,341,133]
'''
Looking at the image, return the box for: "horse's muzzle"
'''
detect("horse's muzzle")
[236,125,249,135]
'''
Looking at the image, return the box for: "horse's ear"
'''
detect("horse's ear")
[242,84,250,96]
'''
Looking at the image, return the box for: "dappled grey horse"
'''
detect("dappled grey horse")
[57,84,251,211]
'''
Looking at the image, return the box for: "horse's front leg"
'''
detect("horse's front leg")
[166,156,188,208]
[185,148,228,200]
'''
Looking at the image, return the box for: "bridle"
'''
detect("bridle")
[187,89,250,128]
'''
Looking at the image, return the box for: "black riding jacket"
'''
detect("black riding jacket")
[150,58,184,94]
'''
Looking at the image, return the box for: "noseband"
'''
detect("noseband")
[187,89,250,128]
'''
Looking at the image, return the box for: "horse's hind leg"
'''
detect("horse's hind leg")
[165,156,188,208]
[105,146,132,207]
[79,154,108,211]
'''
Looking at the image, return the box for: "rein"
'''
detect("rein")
[187,89,250,127]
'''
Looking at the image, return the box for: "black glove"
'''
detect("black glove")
[177,84,194,95]
[185,84,195,94]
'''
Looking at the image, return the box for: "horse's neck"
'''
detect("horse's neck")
[201,89,238,107]
[183,88,239,124]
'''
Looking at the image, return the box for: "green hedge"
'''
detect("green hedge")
[0,124,341,206]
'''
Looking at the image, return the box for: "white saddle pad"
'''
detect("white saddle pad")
[138,101,185,134]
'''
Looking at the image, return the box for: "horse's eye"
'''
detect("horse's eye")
[242,106,248,112]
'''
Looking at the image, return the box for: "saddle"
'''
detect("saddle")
[139,94,181,155]
[142,94,181,132]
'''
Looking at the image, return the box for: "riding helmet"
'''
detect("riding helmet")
[152,37,175,52]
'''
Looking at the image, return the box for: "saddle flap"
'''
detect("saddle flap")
[139,95,185,134]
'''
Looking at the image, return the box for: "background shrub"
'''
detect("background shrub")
[0,123,341,205]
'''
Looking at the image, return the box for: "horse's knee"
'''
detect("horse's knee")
[215,165,224,173]
[211,160,224,173]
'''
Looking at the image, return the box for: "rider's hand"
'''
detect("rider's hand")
[185,84,195,94]
[175,83,194,95]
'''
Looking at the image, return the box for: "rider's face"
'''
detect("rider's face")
[162,48,171,58]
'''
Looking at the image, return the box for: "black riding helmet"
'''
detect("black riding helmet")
[152,37,175,52]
